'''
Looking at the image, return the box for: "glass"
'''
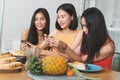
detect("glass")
[24,46,40,58]
[24,47,33,58]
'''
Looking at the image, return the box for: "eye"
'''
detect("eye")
[35,18,38,21]
[40,18,45,21]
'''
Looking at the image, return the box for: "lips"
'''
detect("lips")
[36,24,44,30]
[59,23,64,27]
[36,24,43,27]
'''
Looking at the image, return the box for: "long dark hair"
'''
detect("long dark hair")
[80,7,110,62]
[27,8,50,45]
[55,3,78,30]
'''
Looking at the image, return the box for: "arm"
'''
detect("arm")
[38,34,49,49]
[38,29,58,49]
[64,40,115,62]
[52,37,115,62]
[21,29,29,40]
[63,44,82,61]
[48,38,82,61]
[93,41,115,62]
[20,29,29,50]
[71,30,83,50]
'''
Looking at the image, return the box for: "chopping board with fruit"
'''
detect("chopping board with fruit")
[26,55,100,80]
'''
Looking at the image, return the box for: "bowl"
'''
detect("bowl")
[12,55,26,64]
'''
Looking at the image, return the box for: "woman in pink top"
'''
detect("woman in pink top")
[48,7,115,69]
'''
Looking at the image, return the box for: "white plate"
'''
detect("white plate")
[78,64,103,72]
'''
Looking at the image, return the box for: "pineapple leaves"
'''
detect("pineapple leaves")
[26,55,42,75]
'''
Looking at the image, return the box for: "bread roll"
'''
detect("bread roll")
[0,57,16,64]
[0,62,22,69]
[69,61,86,70]
[10,50,25,56]
[0,54,12,59]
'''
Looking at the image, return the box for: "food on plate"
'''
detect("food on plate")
[0,53,12,59]
[10,50,26,63]
[0,62,22,69]
[66,69,74,76]
[0,57,16,64]
[68,61,86,70]
[0,54,23,70]
[10,50,25,56]
[26,55,67,75]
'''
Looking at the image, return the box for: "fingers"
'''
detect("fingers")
[26,42,35,48]
[42,35,61,48]
[44,34,48,39]
[21,41,36,52]
[43,35,57,47]
[20,42,28,50]
[49,39,59,48]
[25,42,31,46]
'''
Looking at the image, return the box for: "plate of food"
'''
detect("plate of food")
[0,53,23,73]
[27,71,85,80]
[68,61,103,72]
[10,50,26,63]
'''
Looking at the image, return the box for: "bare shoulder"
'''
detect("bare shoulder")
[77,29,83,32]
[22,29,29,35]
[106,40,115,51]
[75,29,83,39]
[21,29,29,40]
[77,29,83,33]
[100,40,115,55]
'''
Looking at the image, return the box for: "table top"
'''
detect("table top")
[0,68,120,80]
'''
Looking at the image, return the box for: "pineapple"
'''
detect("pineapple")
[42,56,67,75]
[26,55,67,75]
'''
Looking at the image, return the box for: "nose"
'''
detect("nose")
[37,19,42,23]
[58,17,62,22]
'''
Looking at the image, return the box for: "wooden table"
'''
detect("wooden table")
[85,69,120,80]
[0,69,120,80]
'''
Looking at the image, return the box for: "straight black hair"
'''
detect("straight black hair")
[55,3,78,30]
[27,8,50,45]
[80,7,110,62]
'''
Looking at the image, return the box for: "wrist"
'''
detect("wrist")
[62,43,67,51]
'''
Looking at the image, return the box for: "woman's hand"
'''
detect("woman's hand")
[48,36,58,47]
[38,34,50,49]
[48,36,67,52]
[20,41,29,51]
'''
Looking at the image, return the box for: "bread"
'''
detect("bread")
[0,62,22,69]
[0,53,12,59]
[69,61,86,70]
[10,50,25,56]
[0,57,16,64]
[0,53,23,70]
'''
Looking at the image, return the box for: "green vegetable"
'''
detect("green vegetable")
[71,66,101,80]
[26,55,42,75]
